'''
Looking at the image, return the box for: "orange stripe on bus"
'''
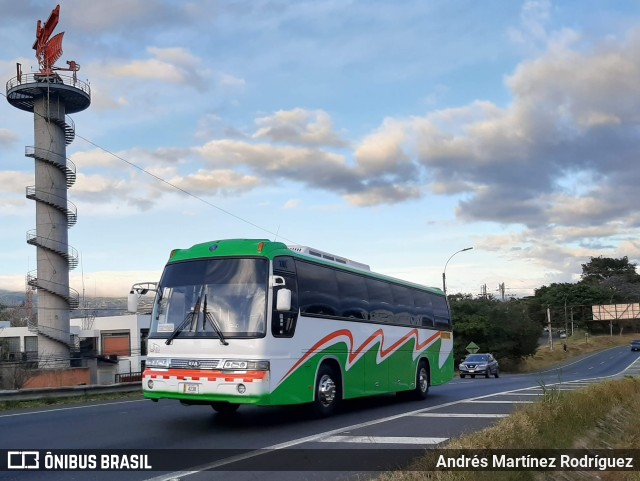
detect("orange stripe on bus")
[143,368,267,382]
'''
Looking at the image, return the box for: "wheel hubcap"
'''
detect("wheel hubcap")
[418,367,428,392]
[318,374,336,407]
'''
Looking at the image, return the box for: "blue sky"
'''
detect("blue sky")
[2,0,640,298]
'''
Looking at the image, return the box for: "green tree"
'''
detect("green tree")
[528,282,612,327]
[581,256,640,284]
[450,297,540,365]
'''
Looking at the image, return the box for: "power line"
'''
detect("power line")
[1,90,297,244]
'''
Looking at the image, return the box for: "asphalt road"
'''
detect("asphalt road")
[1,345,638,481]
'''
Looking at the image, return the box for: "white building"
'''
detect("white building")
[0,313,150,386]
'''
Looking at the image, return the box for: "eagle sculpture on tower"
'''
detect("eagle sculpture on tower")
[32,5,80,80]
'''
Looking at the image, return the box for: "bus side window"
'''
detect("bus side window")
[366,278,394,323]
[432,295,451,329]
[391,284,416,326]
[295,260,340,318]
[413,290,434,327]
[336,270,369,320]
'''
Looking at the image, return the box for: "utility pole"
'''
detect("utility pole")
[564,296,568,337]
[498,283,505,301]
[570,307,574,336]
[547,308,553,351]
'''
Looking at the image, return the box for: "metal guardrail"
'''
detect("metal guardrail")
[0,383,141,402]
[115,371,142,383]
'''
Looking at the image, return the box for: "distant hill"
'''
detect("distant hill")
[0,290,129,318]
[0,290,26,306]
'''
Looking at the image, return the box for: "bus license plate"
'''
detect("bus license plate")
[182,383,199,394]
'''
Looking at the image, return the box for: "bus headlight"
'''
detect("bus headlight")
[223,360,269,371]
[146,358,170,368]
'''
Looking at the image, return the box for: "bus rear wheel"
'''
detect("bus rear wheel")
[313,364,341,417]
[211,402,240,414]
[412,360,430,400]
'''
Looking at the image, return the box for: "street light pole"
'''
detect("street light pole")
[442,247,473,295]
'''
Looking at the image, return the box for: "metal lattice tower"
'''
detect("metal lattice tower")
[5,5,90,368]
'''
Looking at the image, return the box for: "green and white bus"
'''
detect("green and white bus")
[139,239,454,416]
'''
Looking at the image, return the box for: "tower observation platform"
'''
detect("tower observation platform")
[6,72,90,114]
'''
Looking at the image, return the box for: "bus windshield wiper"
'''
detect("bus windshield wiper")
[202,294,229,346]
[165,295,202,345]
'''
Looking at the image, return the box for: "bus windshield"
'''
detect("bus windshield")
[150,258,268,339]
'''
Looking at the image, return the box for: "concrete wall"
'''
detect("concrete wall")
[23,368,90,388]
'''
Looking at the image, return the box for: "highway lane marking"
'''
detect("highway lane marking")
[500,392,541,396]
[467,400,534,404]
[320,435,448,444]
[142,386,553,481]
[526,384,586,392]
[413,413,508,418]
[0,399,146,418]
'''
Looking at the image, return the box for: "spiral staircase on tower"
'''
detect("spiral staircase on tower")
[24,114,80,347]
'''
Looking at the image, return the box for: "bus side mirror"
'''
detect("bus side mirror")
[276,288,292,311]
[127,282,158,313]
[128,290,139,313]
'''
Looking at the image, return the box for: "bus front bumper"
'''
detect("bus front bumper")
[142,368,270,404]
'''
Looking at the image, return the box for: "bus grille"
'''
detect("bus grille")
[170,359,221,370]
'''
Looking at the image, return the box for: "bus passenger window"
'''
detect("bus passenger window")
[432,295,451,328]
[413,291,434,327]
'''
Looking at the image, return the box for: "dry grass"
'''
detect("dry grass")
[375,377,640,481]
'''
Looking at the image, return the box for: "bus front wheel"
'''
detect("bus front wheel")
[313,364,341,417]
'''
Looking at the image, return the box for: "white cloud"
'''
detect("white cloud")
[70,149,122,169]
[508,0,552,48]
[0,128,18,146]
[108,50,200,88]
[167,169,262,196]
[283,198,300,209]
[355,118,411,176]
[0,274,24,293]
[253,108,347,147]
[0,172,32,193]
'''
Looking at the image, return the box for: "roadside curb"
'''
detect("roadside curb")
[0,382,141,402]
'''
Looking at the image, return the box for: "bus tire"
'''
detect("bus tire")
[313,364,341,417]
[413,360,430,400]
[211,402,240,414]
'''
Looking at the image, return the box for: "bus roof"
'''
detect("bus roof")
[166,239,445,295]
